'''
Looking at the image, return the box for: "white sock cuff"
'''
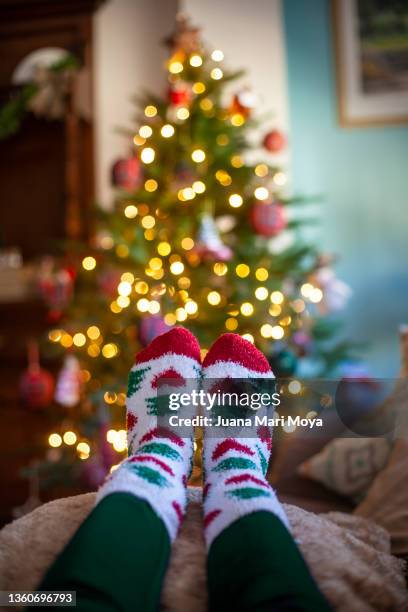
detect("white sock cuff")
[96,462,185,541]
[204,480,290,549]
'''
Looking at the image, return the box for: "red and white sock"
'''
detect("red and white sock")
[97,327,201,541]
[202,333,289,548]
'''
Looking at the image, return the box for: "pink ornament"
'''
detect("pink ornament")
[263,129,286,153]
[19,342,54,409]
[81,457,109,489]
[55,355,81,408]
[312,266,352,315]
[81,421,117,489]
[250,201,287,237]
[139,315,170,347]
[292,331,313,356]
[111,157,142,191]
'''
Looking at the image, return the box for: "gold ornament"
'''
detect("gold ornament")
[165,13,202,55]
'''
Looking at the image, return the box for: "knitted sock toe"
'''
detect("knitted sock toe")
[202,333,289,548]
[97,327,201,541]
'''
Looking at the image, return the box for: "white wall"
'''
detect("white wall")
[93,0,177,207]
[180,0,289,166]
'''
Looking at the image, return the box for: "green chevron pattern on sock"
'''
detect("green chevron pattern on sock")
[128,431,138,455]
[140,442,182,461]
[256,444,268,476]
[226,487,271,500]
[127,367,151,397]
[126,464,170,487]
[213,457,258,472]
[146,396,158,415]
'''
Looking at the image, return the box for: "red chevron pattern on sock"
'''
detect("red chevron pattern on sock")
[127,413,138,431]
[151,368,185,389]
[129,455,175,476]
[204,508,222,529]
[257,425,272,451]
[225,473,269,488]
[212,439,254,461]
[139,427,185,447]
[172,500,183,526]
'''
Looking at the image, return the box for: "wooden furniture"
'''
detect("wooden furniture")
[0,0,100,526]
[0,0,100,255]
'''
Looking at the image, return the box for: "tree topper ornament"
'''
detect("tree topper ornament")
[165,14,202,55]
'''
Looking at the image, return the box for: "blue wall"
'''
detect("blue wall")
[283,0,408,377]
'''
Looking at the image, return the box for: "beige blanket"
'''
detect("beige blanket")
[0,489,406,611]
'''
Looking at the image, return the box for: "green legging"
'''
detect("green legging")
[35,493,331,611]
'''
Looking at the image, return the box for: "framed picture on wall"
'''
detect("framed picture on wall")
[333,0,408,127]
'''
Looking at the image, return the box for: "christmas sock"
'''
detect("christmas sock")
[202,333,289,548]
[96,326,201,541]
[202,333,330,612]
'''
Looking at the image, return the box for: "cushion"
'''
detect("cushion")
[0,489,406,611]
[298,437,392,502]
[269,406,356,512]
[355,438,408,555]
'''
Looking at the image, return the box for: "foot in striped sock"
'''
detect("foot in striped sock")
[97,327,201,541]
[202,333,289,548]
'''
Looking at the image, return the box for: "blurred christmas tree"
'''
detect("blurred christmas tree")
[37,16,354,490]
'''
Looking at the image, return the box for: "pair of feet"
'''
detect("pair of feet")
[97,328,289,548]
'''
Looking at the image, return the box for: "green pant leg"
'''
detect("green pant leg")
[35,493,171,612]
[208,511,331,612]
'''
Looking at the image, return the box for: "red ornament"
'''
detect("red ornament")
[19,342,54,409]
[168,82,192,107]
[111,157,142,191]
[98,268,122,299]
[263,129,286,153]
[250,201,287,237]
[38,257,73,321]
